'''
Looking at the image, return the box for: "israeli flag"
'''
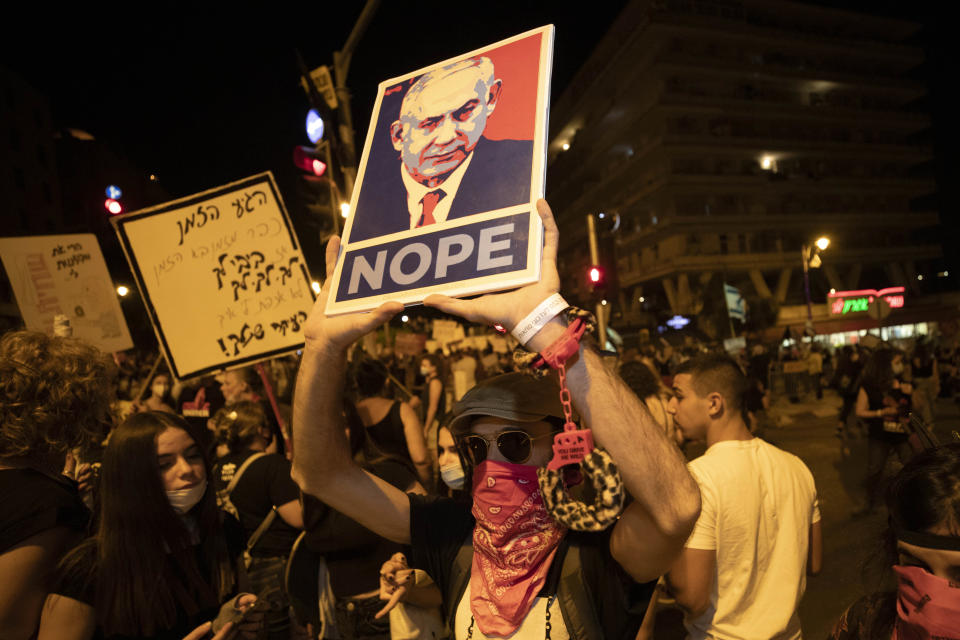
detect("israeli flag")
[724,283,746,321]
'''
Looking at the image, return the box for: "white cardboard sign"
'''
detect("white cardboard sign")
[112,172,315,380]
[0,233,133,352]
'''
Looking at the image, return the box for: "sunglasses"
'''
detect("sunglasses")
[457,430,556,465]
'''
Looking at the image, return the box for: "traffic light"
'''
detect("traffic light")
[587,265,604,287]
[293,146,327,177]
[306,109,325,143]
[104,198,122,215]
[104,185,123,215]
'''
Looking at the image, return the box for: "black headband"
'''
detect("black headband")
[892,519,960,552]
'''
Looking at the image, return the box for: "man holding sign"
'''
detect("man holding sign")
[292,200,701,638]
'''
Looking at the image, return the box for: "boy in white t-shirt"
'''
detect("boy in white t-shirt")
[665,353,823,639]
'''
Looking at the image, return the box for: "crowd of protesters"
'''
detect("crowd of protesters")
[2,204,959,639]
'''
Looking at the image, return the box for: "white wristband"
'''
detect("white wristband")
[511,294,568,345]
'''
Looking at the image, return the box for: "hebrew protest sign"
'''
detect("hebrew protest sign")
[112,172,314,380]
[0,233,133,352]
[325,25,555,315]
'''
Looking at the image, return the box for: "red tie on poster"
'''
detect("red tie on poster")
[417,190,444,227]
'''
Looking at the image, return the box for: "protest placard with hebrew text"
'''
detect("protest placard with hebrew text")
[112,172,314,380]
[0,233,133,353]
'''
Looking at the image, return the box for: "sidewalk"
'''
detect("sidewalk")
[768,389,843,427]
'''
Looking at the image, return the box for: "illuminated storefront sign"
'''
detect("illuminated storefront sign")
[828,287,905,316]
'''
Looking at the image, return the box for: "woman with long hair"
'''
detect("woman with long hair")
[210,401,304,639]
[352,358,431,488]
[37,411,262,639]
[830,442,960,638]
[855,348,914,515]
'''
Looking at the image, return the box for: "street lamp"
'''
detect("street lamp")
[801,236,831,335]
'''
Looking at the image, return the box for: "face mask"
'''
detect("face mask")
[892,564,960,640]
[439,460,465,490]
[892,362,905,375]
[166,479,207,514]
[420,366,431,377]
[469,460,565,637]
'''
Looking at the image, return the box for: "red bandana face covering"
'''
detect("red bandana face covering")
[470,459,566,637]
[892,565,960,640]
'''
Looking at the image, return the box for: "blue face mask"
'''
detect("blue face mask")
[440,460,465,490]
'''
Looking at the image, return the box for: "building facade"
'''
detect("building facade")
[546,0,953,342]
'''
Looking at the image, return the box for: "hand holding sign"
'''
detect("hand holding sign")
[424,199,560,334]
[304,237,403,352]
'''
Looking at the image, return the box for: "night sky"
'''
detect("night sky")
[3,1,957,269]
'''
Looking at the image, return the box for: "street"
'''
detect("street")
[651,388,960,639]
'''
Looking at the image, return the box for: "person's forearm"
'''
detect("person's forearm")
[414,461,432,488]
[526,319,700,536]
[291,342,352,496]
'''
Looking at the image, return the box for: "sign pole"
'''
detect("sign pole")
[255,362,292,457]
[135,353,165,403]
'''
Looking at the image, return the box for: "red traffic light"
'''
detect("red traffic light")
[293,146,326,177]
[105,198,122,215]
[588,265,604,284]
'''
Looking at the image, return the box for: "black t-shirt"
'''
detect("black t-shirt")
[52,515,246,640]
[407,493,654,639]
[0,468,89,552]
[213,451,301,557]
[302,458,416,597]
[365,401,410,461]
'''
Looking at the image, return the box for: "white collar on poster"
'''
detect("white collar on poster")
[402,150,475,228]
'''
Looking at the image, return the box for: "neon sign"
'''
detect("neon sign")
[828,287,905,315]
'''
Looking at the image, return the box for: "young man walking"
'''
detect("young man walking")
[666,354,822,639]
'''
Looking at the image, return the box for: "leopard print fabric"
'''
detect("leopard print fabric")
[537,448,625,532]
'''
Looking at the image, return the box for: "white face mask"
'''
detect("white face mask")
[440,460,465,490]
[166,479,207,514]
[892,362,905,375]
[420,366,432,377]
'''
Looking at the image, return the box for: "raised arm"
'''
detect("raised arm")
[290,239,411,544]
[425,199,701,583]
[423,378,442,436]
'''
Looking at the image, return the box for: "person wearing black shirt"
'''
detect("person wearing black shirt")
[211,402,303,639]
[833,346,864,448]
[0,331,114,640]
[38,412,261,640]
[353,358,432,488]
[855,349,913,515]
[291,200,702,638]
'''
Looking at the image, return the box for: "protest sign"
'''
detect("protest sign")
[723,336,747,354]
[324,26,555,315]
[724,283,746,321]
[112,172,315,380]
[0,233,133,352]
[394,332,427,357]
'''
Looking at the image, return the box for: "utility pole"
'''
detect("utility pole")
[333,0,380,198]
[586,214,608,350]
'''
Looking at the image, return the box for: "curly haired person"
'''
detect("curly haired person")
[0,331,116,639]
